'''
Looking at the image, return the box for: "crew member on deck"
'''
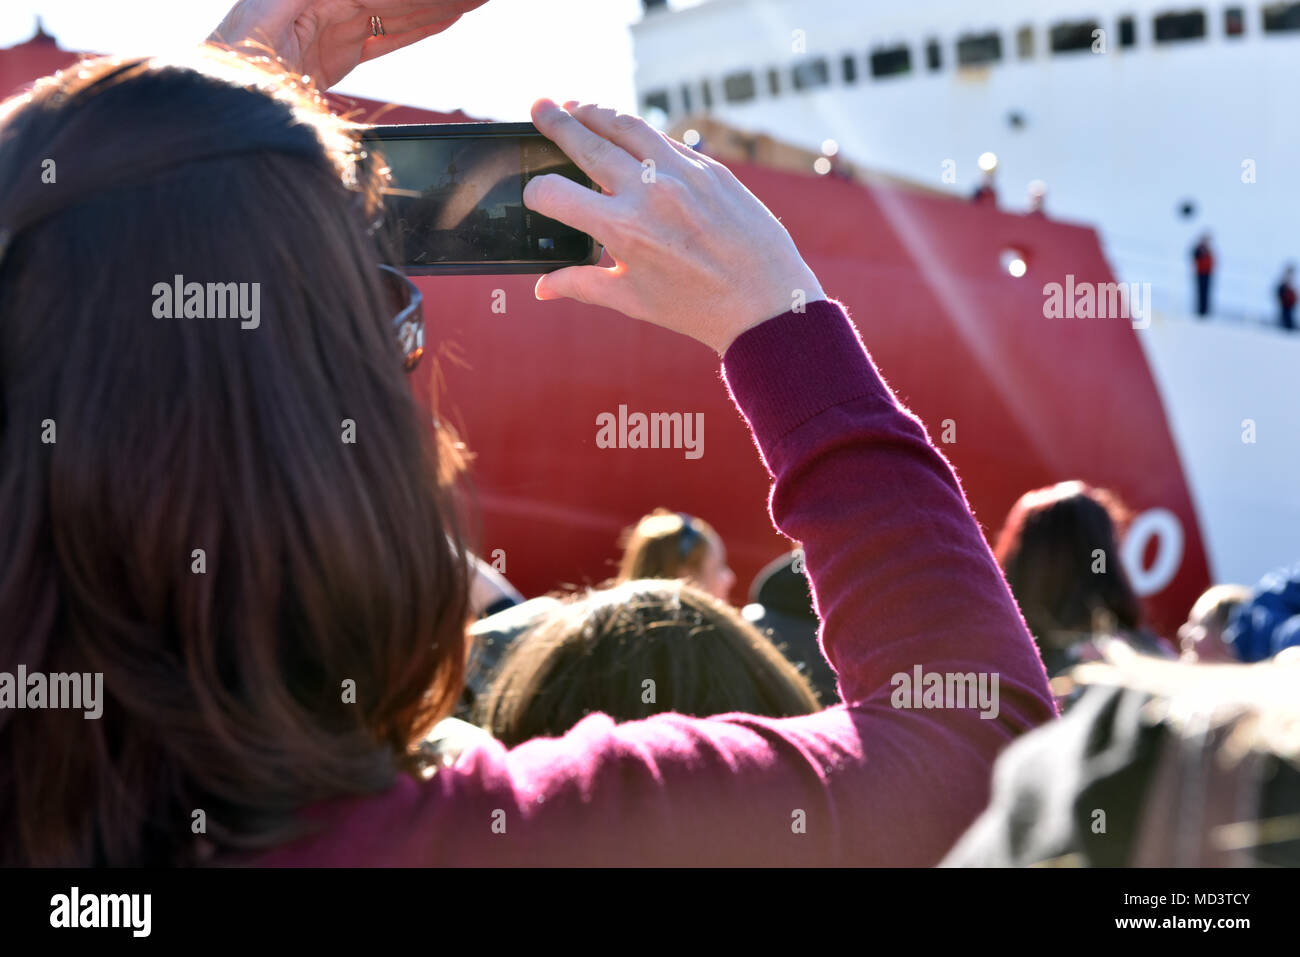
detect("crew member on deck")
[1277,263,1296,331]
[1191,232,1215,317]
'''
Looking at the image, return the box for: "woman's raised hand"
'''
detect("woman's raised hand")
[210,0,489,89]
[524,99,826,355]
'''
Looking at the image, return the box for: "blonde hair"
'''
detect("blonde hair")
[617,508,719,582]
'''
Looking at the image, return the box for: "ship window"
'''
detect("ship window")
[842,54,858,83]
[701,79,713,108]
[1263,2,1300,31]
[1153,10,1206,42]
[642,90,670,117]
[1050,20,1102,52]
[1224,6,1245,34]
[723,71,756,103]
[680,84,692,113]
[767,67,782,95]
[1016,25,1035,58]
[1118,15,1137,45]
[956,32,1003,66]
[792,58,831,90]
[925,38,943,70]
[870,45,912,77]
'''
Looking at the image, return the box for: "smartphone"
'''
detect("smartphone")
[360,122,603,275]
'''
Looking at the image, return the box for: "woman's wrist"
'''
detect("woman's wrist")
[712,269,828,355]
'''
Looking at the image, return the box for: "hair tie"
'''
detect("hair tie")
[676,513,703,562]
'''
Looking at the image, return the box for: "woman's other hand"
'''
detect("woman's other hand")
[210,0,489,89]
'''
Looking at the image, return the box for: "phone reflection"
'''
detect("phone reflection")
[376,137,583,264]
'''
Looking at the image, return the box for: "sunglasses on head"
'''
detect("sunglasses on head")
[353,172,423,372]
[378,264,424,372]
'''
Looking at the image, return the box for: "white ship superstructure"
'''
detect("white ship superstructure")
[633,0,1300,322]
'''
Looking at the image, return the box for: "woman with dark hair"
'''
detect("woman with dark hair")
[993,481,1172,679]
[0,46,474,866]
[616,508,736,600]
[476,579,820,746]
[0,0,1055,866]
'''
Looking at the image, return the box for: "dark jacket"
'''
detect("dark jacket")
[944,679,1300,866]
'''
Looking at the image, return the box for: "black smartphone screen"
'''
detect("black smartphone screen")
[362,123,600,274]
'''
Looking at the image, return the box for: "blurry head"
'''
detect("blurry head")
[742,549,838,706]
[0,52,468,864]
[1179,585,1251,662]
[617,508,735,600]
[994,481,1142,657]
[1284,263,1295,281]
[749,549,815,620]
[475,579,820,746]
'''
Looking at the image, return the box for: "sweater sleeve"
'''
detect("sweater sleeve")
[720,301,1053,719]
[263,300,1057,867]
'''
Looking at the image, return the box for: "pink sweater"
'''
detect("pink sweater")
[253,299,1057,866]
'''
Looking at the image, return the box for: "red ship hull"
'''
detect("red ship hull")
[411,162,1207,635]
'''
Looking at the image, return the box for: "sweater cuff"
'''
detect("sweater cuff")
[721,299,888,444]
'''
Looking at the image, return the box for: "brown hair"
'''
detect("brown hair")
[617,508,718,581]
[475,579,820,746]
[994,481,1142,664]
[0,51,468,864]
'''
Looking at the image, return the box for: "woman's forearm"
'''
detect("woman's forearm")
[724,299,1056,726]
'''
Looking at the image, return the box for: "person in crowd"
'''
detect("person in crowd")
[474,579,820,746]
[465,509,737,717]
[1222,563,1300,662]
[994,481,1174,683]
[617,507,735,601]
[944,653,1300,866]
[1277,263,1296,331]
[1026,179,1047,217]
[469,552,525,619]
[459,594,565,721]
[455,554,540,721]
[1177,584,1251,663]
[1191,232,1215,317]
[0,0,1055,866]
[742,550,839,705]
[971,169,997,205]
